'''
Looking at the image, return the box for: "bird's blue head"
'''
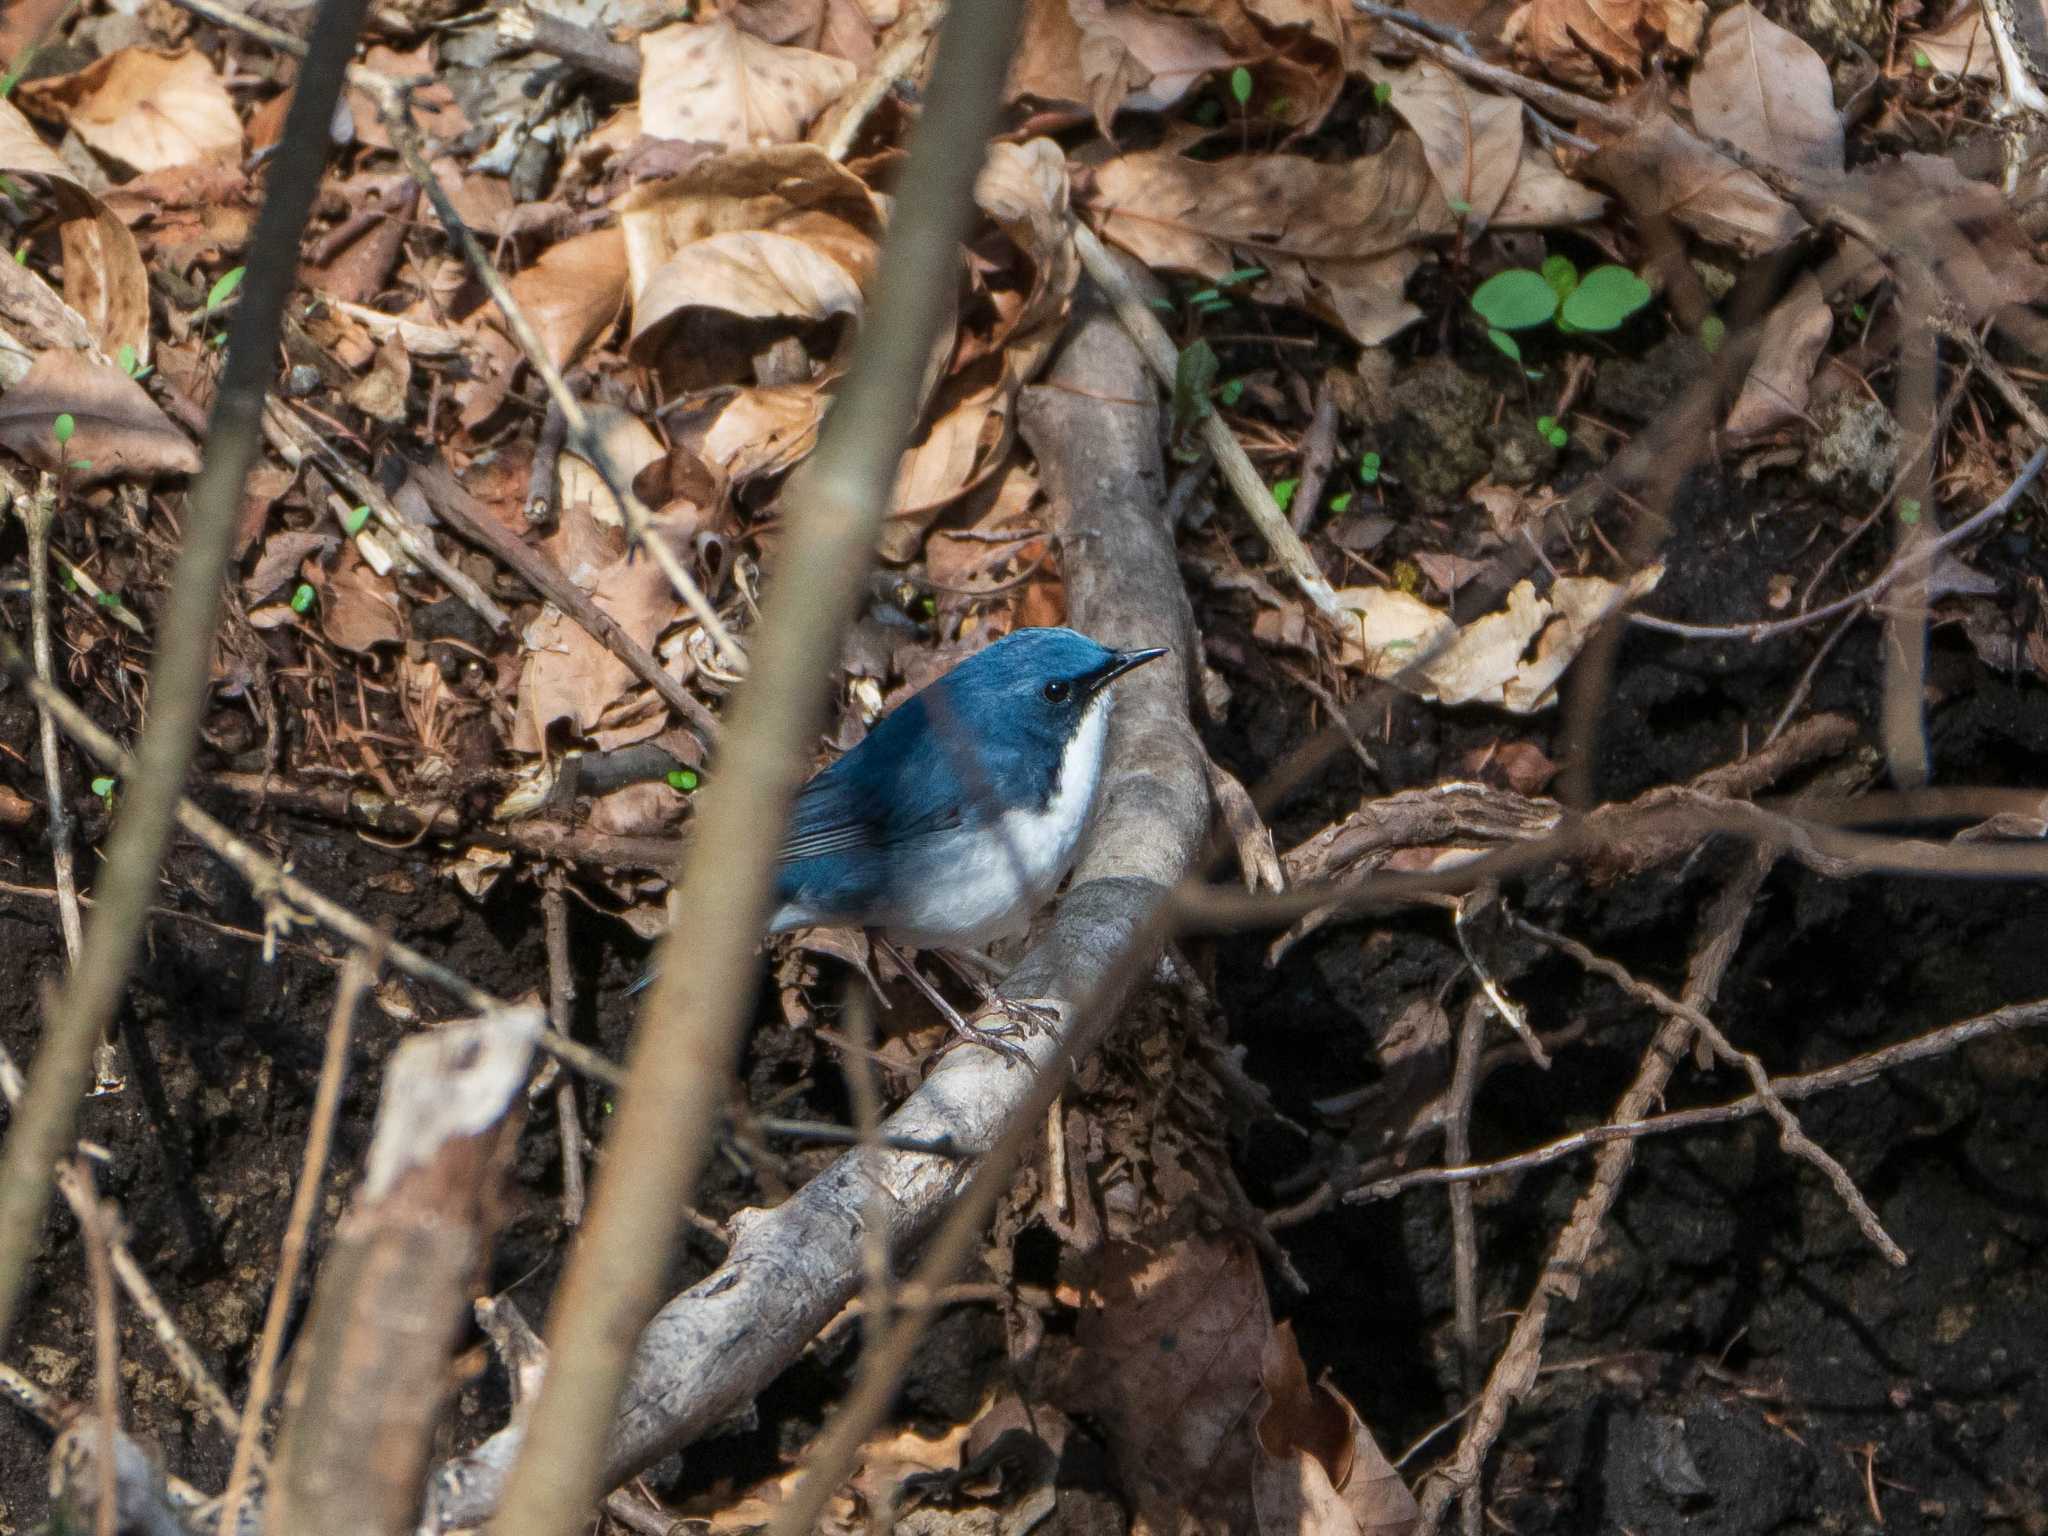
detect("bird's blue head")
[919,627,1167,757]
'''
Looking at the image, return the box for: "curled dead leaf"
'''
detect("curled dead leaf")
[1501,0,1705,88]
[1374,59,1525,230]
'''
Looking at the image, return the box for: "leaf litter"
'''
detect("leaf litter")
[7,0,2048,1522]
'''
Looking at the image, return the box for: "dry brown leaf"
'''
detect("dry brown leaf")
[733,0,884,65]
[1725,272,1831,438]
[345,46,468,149]
[500,227,629,374]
[320,540,405,654]
[1092,137,1460,344]
[1253,1323,1419,1536]
[1689,4,1841,183]
[1492,142,1610,226]
[558,406,667,531]
[1501,0,1704,88]
[245,530,336,604]
[1255,566,1664,710]
[1375,59,1524,229]
[1065,1237,1273,1534]
[346,337,412,424]
[1585,108,1802,253]
[638,19,857,149]
[689,382,829,482]
[0,351,199,482]
[1838,153,2048,322]
[620,143,882,371]
[515,554,680,752]
[0,97,149,364]
[19,47,241,174]
[1912,1,1997,78]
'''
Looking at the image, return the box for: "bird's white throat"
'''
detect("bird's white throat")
[886,692,1113,947]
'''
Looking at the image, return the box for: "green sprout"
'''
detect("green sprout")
[1700,314,1727,353]
[1229,66,1253,106]
[89,776,115,806]
[1536,415,1569,449]
[95,590,123,610]
[206,265,245,314]
[52,413,73,446]
[290,582,316,613]
[343,504,371,535]
[1372,79,1392,106]
[1359,451,1383,485]
[666,768,701,792]
[1913,48,1932,69]
[1271,477,1299,512]
[1328,491,1353,512]
[1899,498,1922,526]
[1218,377,1245,407]
[1472,255,1653,363]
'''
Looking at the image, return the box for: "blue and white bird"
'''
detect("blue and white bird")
[642,627,1166,1050]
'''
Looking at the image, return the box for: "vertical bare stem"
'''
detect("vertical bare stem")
[79,1160,120,1536]
[218,945,378,1536]
[486,0,1025,1527]
[0,0,370,1351]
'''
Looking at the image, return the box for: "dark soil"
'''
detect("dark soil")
[6,462,2048,1535]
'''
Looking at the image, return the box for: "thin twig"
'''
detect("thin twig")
[486,0,1025,1522]
[3,664,622,1087]
[1443,995,1486,1536]
[1071,221,1343,618]
[1417,852,1773,1530]
[217,944,379,1536]
[541,875,588,1228]
[1511,914,1904,1263]
[367,80,746,678]
[14,474,82,971]
[0,0,369,1354]
[1288,379,1340,535]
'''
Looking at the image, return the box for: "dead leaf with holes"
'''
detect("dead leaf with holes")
[1500,0,1705,88]
[1091,136,1461,345]
[18,47,242,174]
[638,19,857,150]
[1689,3,1841,183]
[1374,59,1524,230]
[0,351,199,482]
[1254,566,1665,710]
[0,97,149,367]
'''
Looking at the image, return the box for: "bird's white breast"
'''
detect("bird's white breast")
[884,695,1112,947]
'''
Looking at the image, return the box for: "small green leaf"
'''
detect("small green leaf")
[1471,268,1558,330]
[1187,287,1220,305]
[1559,264,1652,332]
[1148,296,1177,311]
[1218,377,1245,406]
[1448,196,1472,215]
[1543,422,1568,448]
[1359,451,1382,485]
[1197,296,1234,316]
[1913,48,1932,69]
[1851,302,1868,322]
[1540,254,1579,300]
[1329,491,1353,512]
[1700,314,1726,352]
[666,768,701,792]
[89,776,115,800]
[919,595,936,616]
[52,412,73,445]
[343,504,371,535]
[290,582,316,613]
[1487,328,1522,363]
[95,590,122,608]
[61,569,76,591]
[1371,79,1392,106]
[1272,477,1299,511]
[1220,267,1266,286]
[68,458,91,471]
[1899,498,1922,526]
[1230,66,1253,105]
[206,265,245,312]
[117,343,137,376]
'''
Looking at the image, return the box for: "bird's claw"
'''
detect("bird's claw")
[943,996,1060,1068]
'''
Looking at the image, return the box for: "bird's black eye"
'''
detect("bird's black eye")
[1042,679,1071,704]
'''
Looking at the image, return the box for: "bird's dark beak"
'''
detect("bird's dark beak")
[1084,645,1168,696]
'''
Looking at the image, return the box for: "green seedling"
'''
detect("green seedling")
[1171,338,1219,461]
[1218,377,1245,407]
[95,590,123,610]
[1328,491,1353,512]
[1472,254,1653,364]
[1536,415,1568,449]
[290,582,316,614]
[343,504,372,535]
[90,776,115,807]
[206,265,245,314]
[1899,498,1922,526]
[52,413,73,446]
[116,343,151,381]
[1700,314,1726,353]
[666,768,701,792]
[1230,66,1253,106]
[1271,477,1299,512]
[1359,451,1382,485]
[1372,79,1392,106]
[1913,49,1932,69]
